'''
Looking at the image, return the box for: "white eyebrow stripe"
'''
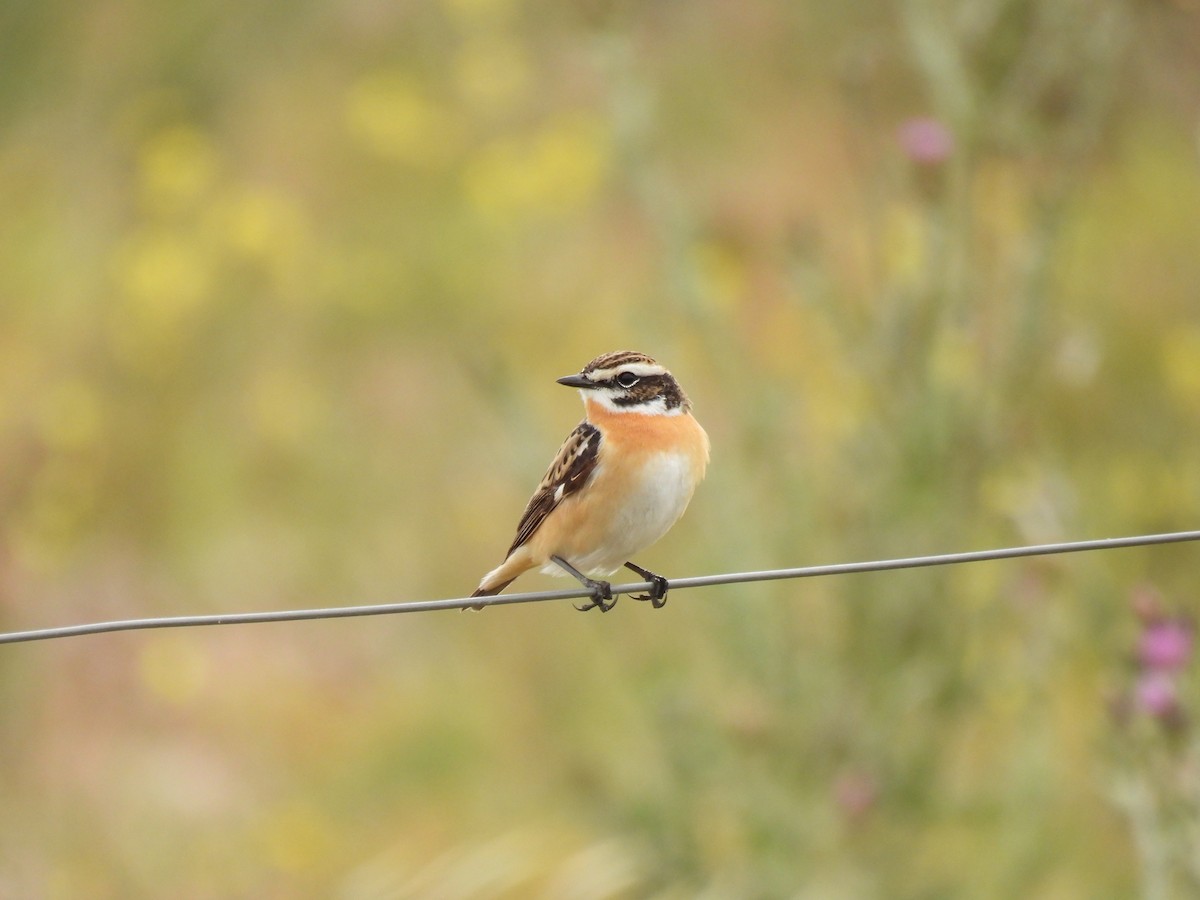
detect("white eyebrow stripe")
[587,363,667,380]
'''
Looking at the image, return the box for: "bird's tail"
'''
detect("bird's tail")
[466,579,516,611]
[466,548,534,610]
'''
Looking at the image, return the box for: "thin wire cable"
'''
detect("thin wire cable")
[2,530,1198,645]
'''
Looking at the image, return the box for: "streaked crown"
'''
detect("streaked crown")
[560,350,692,414]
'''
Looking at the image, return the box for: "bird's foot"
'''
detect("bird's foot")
[624,562,669,609]
[574,578,615,613]
[550,555,616,612]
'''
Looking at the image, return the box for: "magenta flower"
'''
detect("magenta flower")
[898,117,954,165]
[1135,671,1180,719]
[1139,619,1194,671]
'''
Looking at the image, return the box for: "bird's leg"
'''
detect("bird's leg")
[624,561,669,608]
[551,555,615,612]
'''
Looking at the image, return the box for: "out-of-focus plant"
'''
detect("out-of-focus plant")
[1,0,1199,896]
[1110,585,1200,899]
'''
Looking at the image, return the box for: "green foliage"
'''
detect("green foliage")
[2,0,1200,895]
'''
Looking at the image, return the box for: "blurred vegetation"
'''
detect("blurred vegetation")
[2,0,1200,896]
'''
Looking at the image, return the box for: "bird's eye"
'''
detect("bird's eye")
[616,372,640,388]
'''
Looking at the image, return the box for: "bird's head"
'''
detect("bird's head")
[557,350,691,415]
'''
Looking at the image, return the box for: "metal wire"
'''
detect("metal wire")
[2,529,1198,645]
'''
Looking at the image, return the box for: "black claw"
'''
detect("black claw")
[574,579,615,612]
[624,563,669,609]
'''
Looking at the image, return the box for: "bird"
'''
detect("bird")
[470,350,709,612]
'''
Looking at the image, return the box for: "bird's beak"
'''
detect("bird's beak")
[556,373,593,389]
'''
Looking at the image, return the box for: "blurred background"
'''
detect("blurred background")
[2,0,1200,896]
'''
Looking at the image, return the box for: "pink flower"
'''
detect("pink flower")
[897,117,954,165]
[1139,619,1194,671]
[834,770,878,820]
[1135,671,1179,718]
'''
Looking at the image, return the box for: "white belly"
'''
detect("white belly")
[542,451,698,577]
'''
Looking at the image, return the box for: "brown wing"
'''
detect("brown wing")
[504,421,601,556]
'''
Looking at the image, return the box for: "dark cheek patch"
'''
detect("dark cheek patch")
[611,376,684,409]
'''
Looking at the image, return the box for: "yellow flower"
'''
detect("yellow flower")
[532,112,610,210]
[345,70,459,166]
[203,185,312,294]
[112,229,211,319]
[462,112,610,224]
[1162,327,1200,410]
[109,228,214,369]
[138,125,220,216]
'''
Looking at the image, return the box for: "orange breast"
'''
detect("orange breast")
[582,398,710,472]
[522,401,709,573]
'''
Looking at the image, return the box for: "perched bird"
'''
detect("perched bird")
[471,351,709,611]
